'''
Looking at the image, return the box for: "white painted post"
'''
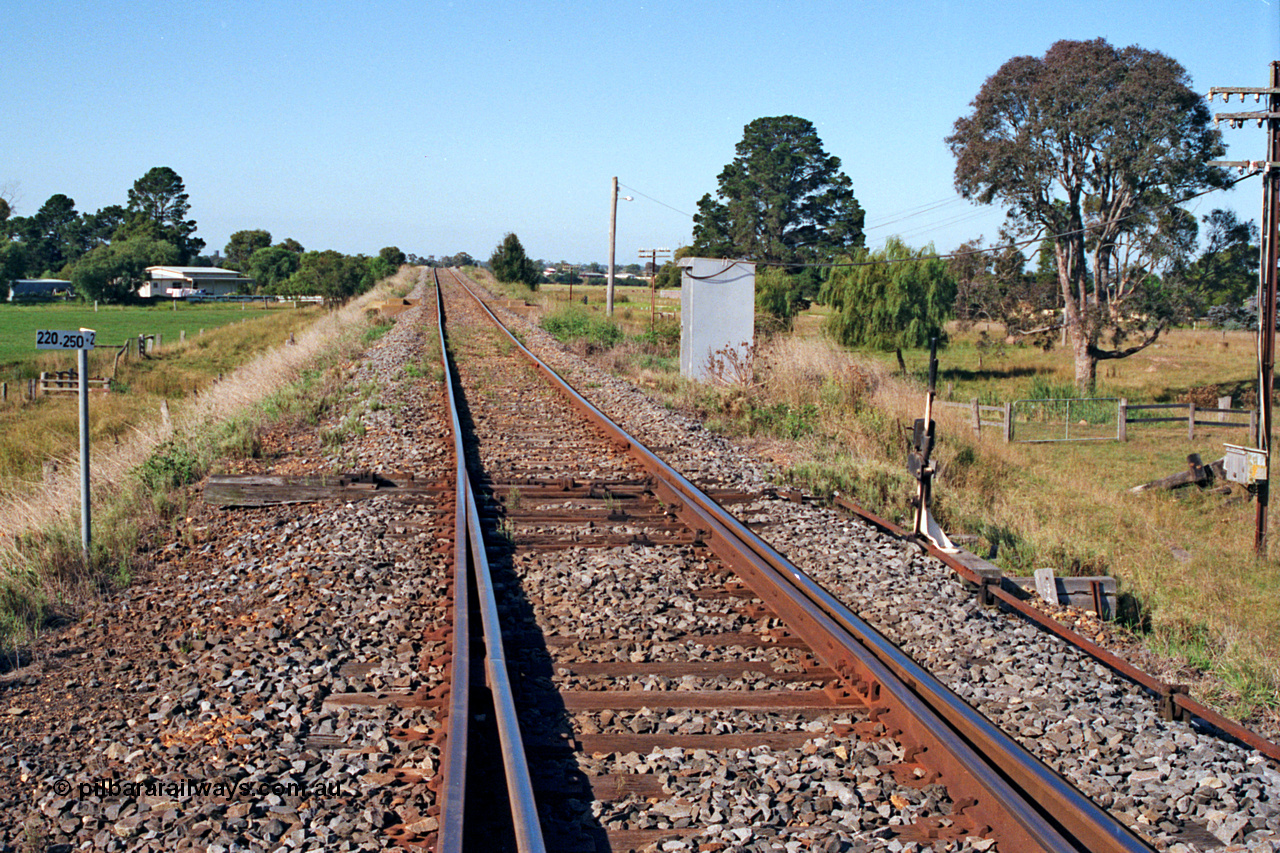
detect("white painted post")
[77,348,90,558]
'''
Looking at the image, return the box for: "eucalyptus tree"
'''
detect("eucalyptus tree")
[947,38,1226,391]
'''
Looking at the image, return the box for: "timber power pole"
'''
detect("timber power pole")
[608,177,619,316]
[1210,61,1280,556]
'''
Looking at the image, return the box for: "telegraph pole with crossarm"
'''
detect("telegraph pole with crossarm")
[1208,61,1280,555]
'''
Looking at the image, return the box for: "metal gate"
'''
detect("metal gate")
[1010,397,1121,443]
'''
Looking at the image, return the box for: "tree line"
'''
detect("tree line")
[681,39,1258,391]
[0,168,409,304]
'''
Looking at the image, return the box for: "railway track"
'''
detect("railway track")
[431,266,1155,852]
[6,266,1277,852]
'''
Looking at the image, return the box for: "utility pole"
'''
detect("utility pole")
[608,177,618,316]
[607,178,633,316]
[1209,61,1280,556]
[638,247,672,331]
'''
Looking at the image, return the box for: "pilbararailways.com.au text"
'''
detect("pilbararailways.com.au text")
[50,778,344,799]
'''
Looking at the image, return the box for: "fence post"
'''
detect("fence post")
[1218,395,1232,423]
[971,399,981,436]
[1004,402,1014,442]
[1188,402,1196,441]
[1119,398,1128,442]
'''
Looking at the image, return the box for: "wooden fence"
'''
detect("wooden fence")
[1119,397,1257,443]
[936,399,1013,441]
[39,370,112,394]
[937,394,1258,444]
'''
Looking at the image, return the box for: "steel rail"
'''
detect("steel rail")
[828,494,1280,764]
[434,268,472,853]
[435,273,547,853]
[442,267,1154,853]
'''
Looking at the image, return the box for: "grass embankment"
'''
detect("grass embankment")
[511,280,1277,729]
[0,308,324,501]
[0,301,315,371]
[0,269,417,654]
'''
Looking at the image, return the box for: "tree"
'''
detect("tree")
[821,238,957,373]
[946,233,1043,327]
[947,38,1226,391]
[248,245,301,292]
[68,236,179,303]
[489,233,540,288]
[285,250,368,302]
[0,242,28,299]
[13,194,86,274]
[1185,209,1259,309]
[84,204,126,248]
[441,251,475,268]
[277,237,305,254]
[122,167,205,262]
[692,116,865,266]
[224,229,272,271]
[378,246,406,268]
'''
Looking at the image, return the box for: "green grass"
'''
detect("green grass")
[0,301,316,377]
[0,308,323,498]
[540,304,624,349]
[0,275,400,652]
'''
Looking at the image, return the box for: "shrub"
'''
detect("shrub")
[541,306,623,351]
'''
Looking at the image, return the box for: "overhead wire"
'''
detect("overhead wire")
[617,169,1259,272]
[747,169,1262,270]
[864,196,966,231]
[617,183,695,219]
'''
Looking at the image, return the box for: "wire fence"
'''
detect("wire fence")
[1010,397,1122,443]
[935,396,1259,444]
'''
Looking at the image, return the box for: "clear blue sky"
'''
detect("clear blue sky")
[4,1,1277,267]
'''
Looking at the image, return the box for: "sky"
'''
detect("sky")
[4,1,1279,268]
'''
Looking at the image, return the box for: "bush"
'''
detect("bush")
[541,306,623,351]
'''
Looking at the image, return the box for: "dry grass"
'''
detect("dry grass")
[588,315,1279,728]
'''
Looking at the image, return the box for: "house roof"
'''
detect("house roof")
[146,266,249,279]
[10,279,73,295]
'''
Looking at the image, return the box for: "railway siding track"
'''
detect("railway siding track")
[456,275,1280,853]
[436,268,1158,852]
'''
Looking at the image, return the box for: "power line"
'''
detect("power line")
[747,170,1261,270]
[864,196,966,230]
[618,171,1258,271]
[617,183,695,219]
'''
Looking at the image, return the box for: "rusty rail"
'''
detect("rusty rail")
[441,267,1154,853]
[826,494,1280,764]
[435,268,472,853]
[434,269,546,853]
